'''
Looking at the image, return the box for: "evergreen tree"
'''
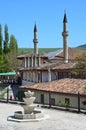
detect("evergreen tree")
[0,24,19,72]
[0,24,3,55]
[0,24,3,72]
[9,35,18,54]
[3,24,9,54]
[3,54,13,72]
[0,55,4,72]
[9,35,18,71]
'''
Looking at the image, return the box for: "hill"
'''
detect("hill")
[18,48,60,54]
[18,46,85,55]
[76,44,86,50]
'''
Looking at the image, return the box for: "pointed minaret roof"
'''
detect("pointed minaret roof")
[34,24,37,32]
[63,12,67,23]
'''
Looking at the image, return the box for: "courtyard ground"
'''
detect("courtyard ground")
[0,103,86,130]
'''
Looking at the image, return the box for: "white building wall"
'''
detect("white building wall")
[22,68,58,83]
[34,91,41,103]
[69,96,78,108]
[51,93,79,108]
[32,90,86,109]
[42,71,48,82]
[34,91,49,104]
[44,92,49,104]
[80,97,86,109]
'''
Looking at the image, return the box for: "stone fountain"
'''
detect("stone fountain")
[7,90,47,122]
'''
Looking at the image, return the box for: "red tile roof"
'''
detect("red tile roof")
[54,48,82,60]
[21,78,86,95]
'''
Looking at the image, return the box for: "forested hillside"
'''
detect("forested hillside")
[76,44,86,50]
[18,48,60,54]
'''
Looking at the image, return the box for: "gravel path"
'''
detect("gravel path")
[0,103,86,130]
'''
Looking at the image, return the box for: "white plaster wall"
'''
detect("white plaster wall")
[51,93,78,108]
[42,71,48,82]
[44,92,49,104]
[32,91,86,109]
[80,97,86,109]
[34,91,41,103]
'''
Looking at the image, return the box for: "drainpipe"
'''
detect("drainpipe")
[78,92,80,113]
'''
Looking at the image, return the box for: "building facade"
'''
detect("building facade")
[17,13,79,85]
[20,78,86,110]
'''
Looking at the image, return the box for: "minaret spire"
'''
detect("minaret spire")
[63,11,67,23]
[34,23,37,32]
[62,12,69,63]
[33,23,38,54]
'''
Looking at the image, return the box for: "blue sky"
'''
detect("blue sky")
[0,0,86,48]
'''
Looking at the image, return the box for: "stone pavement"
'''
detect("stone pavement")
[0,103,86,130]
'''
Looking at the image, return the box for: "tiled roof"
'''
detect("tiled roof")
[17,53,48,59]
[52,61,76,70]
[19,60,76,71]
[21,78,86,95]
[55,47,81,60]
[17,48,80,60]
[17,48,82,70]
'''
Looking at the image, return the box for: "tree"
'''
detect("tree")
[9,35,18,71]
[0,24,19,72]
[9,35,18,54]
[72,52,86,79]
[3,24,9,54]
[0,24,3,72]
[0,24,3,55]
[0,55,4,72]
[2,54,13,72]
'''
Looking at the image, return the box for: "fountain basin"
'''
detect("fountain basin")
[14,110,44,119]
[21,104,37,114]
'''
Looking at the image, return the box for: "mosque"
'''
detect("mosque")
[17,13,86,110]
[17,13,79,85]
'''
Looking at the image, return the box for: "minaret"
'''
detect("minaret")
[33,24,38,55]
[62,12,69,63]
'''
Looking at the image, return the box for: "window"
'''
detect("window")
[41,94,44,104]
